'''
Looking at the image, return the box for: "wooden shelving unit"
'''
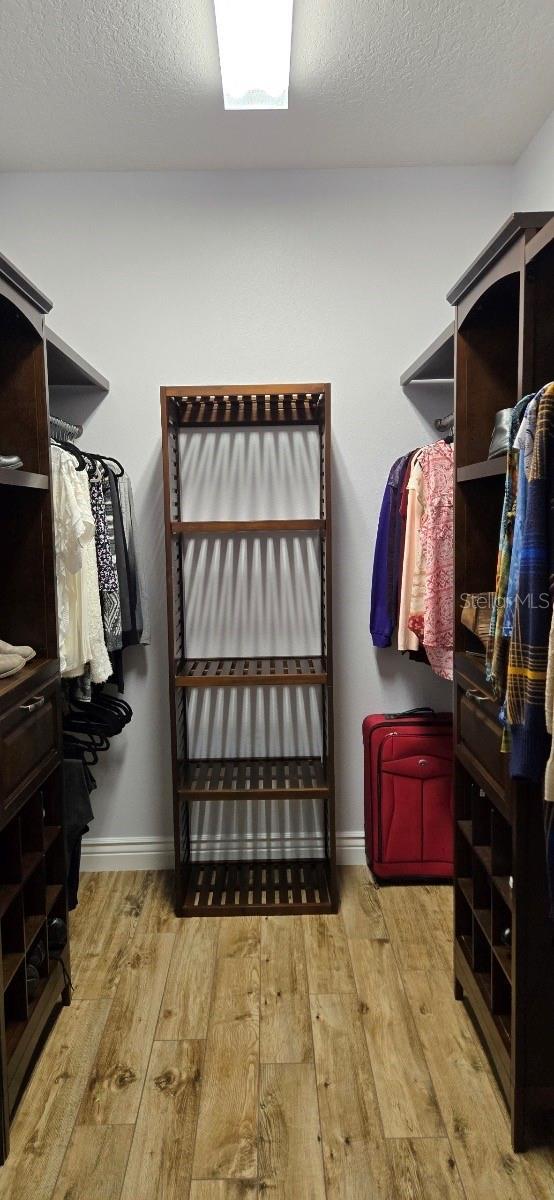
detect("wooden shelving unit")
[0,254,71,1161]
[400,322,455,385]
[161,384,337,917]
[451,211,554,1151]
[45,326,110,392]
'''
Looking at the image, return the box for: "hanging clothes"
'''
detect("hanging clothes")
[502,394,539,641]
[408,440,454,681]
[88,459,122,653]
[118,473,150,646]
[51,445,111,683]
[398,453,424,653]
[370,454,411,648]
[486,394,531,697]
[507,383,554,781]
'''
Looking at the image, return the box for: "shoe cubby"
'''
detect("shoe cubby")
[492,957,512,1051]
[473,921,492,1007]
[22,858,46,950]
[1,894,24,991]
[4,962,29,1059]
[0,768,69,1101]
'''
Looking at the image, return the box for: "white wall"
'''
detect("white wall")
[0,167,511,865]
[512,109,554,209]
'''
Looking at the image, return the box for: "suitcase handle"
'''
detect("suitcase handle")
[383,706,436,719]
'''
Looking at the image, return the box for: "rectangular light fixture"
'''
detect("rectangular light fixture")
[213,0,294,110]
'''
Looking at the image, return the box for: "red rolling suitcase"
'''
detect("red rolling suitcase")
[363,707,453,881]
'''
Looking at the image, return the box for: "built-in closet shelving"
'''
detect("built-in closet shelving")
[161,384,337,917]
[448,211,554,1150]
[400,321,455,386]
[0,251,109,1162]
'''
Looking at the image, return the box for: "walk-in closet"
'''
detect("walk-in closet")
[1,4,554,1196]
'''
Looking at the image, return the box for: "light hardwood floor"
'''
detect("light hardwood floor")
[0,867,553,1199]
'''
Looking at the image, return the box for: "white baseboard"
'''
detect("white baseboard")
[80,830,366,872]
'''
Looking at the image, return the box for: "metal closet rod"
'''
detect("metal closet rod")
[434,412,454,431]
[50,413,83,440]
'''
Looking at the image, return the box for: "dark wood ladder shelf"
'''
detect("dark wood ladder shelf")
[162,383,337,918]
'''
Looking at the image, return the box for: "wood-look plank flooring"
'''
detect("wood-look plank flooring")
[0,867,553,1199]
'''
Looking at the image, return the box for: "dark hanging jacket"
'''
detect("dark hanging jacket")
[370,454,411,647]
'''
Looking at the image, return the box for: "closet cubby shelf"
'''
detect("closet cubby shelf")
[457,456,507,483]
[0,468,49,491]
[171,519,325,535]
[175,656,327,688]
[179,756,328,799]
[162,382,337,917]
[0,250,71,1162]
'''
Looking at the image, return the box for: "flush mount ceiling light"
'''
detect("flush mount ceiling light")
[213,0,294,110]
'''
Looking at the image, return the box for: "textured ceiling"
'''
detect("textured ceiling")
[1,0,554,169]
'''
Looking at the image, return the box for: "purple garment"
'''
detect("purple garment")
[370,455,410,648]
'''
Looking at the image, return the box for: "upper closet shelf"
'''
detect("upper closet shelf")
[400,323,454,386]
[447,212,554,305]
[45,327,109,391]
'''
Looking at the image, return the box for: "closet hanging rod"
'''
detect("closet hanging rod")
[434,412,454,432]
[50,413,83,440]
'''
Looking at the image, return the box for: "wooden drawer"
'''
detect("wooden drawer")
[459,689,505,788]
[0,677,60,815]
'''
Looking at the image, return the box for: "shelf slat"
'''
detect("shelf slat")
[181,857,333,915]
[24,914,45,949]
[21,852,44,884]
[176,656,327,688]
[457,457,507,483]
[492,875,513,911]
[172,519,324,535]
[457,819,473,846]
[474,844,493,874]
[0,468,49,491]
[46,883,63,915]
[457,877,473,907]
[493,944,512,982]
[44,826,62,852]
[2,952,24,991]
[474,907,492,942]
[179,756,328,799]
[175,392,324,428]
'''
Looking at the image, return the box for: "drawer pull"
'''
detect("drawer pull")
[466,690,489,704]
[19,695,45,714]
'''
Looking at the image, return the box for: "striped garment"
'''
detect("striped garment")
[507,383,554,781]
[486,395,531,697]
